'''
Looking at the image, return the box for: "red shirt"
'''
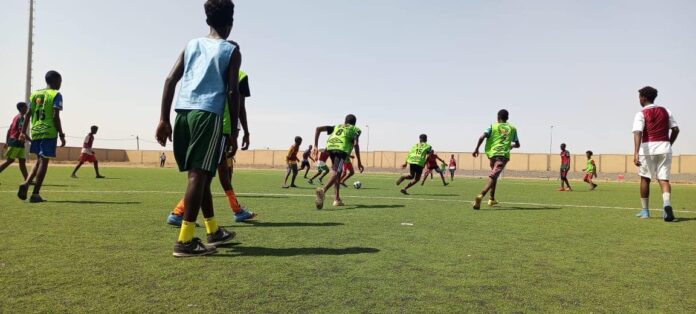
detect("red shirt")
[449,158,456,168]
[8,114,23,140]
[319,150,329,162]
[641,106,670,143]
[426,154,439,168]
[83,134,94,149]
[560,150,570,165]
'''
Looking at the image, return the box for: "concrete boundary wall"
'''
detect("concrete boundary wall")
[2,144,695,175]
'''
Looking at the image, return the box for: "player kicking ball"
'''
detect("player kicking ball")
[313,114,364,209]
[421,150,448,186]
[396,134,431,195]
[472,109,520,209]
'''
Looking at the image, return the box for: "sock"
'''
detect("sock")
[172,199,185,216]
[177,221,196,243]
[662,193,671,207]
[225,189,242,213]
[640,198,649,210]
[204,217,219,234]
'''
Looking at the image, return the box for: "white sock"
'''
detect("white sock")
[662,193,671,207]
[640,198,649,210]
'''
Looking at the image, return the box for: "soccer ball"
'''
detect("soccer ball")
[353,181,362,189]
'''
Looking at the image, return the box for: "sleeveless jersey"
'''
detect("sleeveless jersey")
[485,122,517,159]
[222,70,248,135]
[586,159,595,173]
[29,89,60,140]
[406,143,432,167]
[326,124,361,154]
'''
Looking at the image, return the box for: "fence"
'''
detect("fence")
[5,144,693,175]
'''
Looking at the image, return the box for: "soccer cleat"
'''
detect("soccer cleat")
[488,199,499,207]
[400,189,409,195]
[473,195,483,210]
[17,184,28,200]
[29,194,45,203]
[444,182,449,186]
[173,237,217,257]
[96,175,106,179]
[167,214,183,227]
[315,187,325,210]
[396,177,405,186]
[663,206,675,222]
[234,209,257,222]
[340,182,348,188]
[558,187,566,192]
[290,184,298,188]
[307,179,314,185]
[333,200,345,207]
[70,174,78,178]
[591,183,598,190]
[636,209,650,219]
[282,185,289,189]
[207,227,236,246]
[565,187,572,192]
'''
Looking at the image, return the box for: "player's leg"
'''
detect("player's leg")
[303,161,311,178]
[341,168,354,186]
[290,164,299,187]
[283,164,292,188]
[316,153,343,209]
[637,176,651,218]
[437,168,448,185]
[71,160,83,178]
[29,156,50,202]
[402,165,421,194]
[655,154,674,221]
[18,158,28,180]
[420,169,430,185]
[93,159,105,178]
[0,158,15,173]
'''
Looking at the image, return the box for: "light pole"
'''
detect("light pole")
[131,135,140,151]
[25,0,35,103]
[548,125,554,171]
[365,124,370,167]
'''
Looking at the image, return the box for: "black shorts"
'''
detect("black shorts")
[328,150,348,172]
[409,164,424,177]
[300,160,310,168]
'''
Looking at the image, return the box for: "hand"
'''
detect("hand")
[229,136,239,157]
[59,134,66,147]
[358,163,365,173]
[156,121,172,147]
[401,163,407,169]
[19,133,27,142]
[633,154,641,167]
[241,133,250,151]
[472,150,479,158]
[311,147,319,160]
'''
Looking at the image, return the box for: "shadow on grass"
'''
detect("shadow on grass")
[346,204,405,210]
[50,200,141,205]
[222,221,344,228]
[215,194,289,199]
[493,206,561,211]
[214,246,380,257]
[415,193,459,197]
[673,217,696,223]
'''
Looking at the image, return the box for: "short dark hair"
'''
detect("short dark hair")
[91,125,99,130]
[497,109,509,121]
[345,114,357,125]
[419,134,427,142]
[45,70,62,84]
[586,150,593,156]
[639,86,658,102]
[294,136,302,143]
[205,0,235,30]
[16,102,27,111]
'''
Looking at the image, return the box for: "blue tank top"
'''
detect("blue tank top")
[175,38,236,116]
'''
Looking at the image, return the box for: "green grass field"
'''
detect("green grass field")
[1,166,695,313]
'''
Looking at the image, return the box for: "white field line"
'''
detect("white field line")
[2,189,694,214]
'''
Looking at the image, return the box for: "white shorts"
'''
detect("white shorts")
[638,153,672,181]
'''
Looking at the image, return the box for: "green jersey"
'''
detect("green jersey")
[222,71,249,135]
[29,89,61,140]
[326,124,361,154]
[586,159,596,173]
[484,122,518,159]
[406,142,432,167]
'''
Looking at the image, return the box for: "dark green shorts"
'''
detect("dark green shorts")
[173,110,224,175]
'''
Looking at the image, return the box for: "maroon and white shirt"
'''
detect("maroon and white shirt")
[632,104,677,156]
[81,133,95,155]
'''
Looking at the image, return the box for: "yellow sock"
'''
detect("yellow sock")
[177,221,196,243]
[225,189,241,213]
[204,217,219,234]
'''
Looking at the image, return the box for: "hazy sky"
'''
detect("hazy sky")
[1,0,694,154]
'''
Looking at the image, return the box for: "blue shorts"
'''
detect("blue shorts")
[30,138,57,158]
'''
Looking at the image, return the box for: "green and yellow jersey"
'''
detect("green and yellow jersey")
[222,70,250,136]
[326,124,361,154]
[484,122,518,159]
[406,142,432,167]
[29,89,63,140]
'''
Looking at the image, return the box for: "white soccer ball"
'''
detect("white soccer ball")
[353,181,362,189]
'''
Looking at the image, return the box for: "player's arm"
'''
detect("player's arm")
[593,160,598,177]
[632,131,642,166]
[226,46,243,155]
[353,135,364,173]
[240,97,250,150]
[157,50,185,147]
[313,126,332,158]
[512,131,520,149]
[53,109,65,147]
[669,126,679,145]
[472,133,487,157]
[19,107,32,142]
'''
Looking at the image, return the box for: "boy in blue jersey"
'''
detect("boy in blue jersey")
[156,0,240,257]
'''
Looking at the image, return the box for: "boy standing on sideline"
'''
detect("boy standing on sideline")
[448,154,457,181]
[71,125,105,179]
[283,136,302,188]
[632,86,679,221]
[160,152,166,167]
[472,109,520,209]
[583,150,598,190]
[559,143,572,191]
[298,145,314,179]
[396,134,432,195]
[156,0,238,257]
[313,114,364,208]
[0,102,29,181]
[17,71,67,203]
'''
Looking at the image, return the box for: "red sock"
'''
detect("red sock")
[226,189,241,213]
[172,199,185,216]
